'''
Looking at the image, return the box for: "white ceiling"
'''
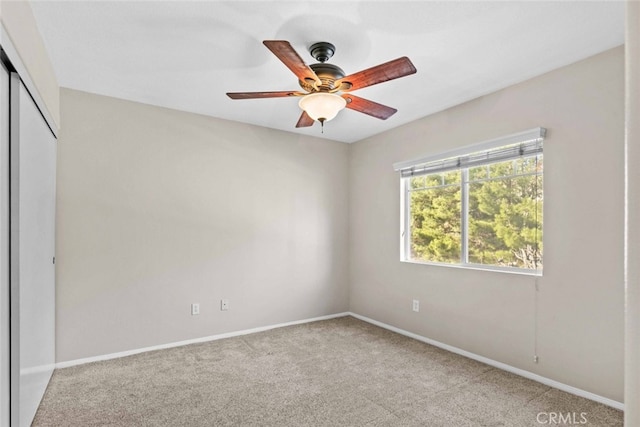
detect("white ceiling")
[30,1,625,143]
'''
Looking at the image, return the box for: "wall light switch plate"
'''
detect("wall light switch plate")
[221,299,229,311]
[412,299,420,312]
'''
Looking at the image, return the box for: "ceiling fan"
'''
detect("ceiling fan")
[226,40,417,130]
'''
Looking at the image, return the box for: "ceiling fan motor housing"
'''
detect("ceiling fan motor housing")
[299,63,345,92]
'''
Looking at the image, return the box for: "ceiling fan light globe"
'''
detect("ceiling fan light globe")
[299,92,347,122]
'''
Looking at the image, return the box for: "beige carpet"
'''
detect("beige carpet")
[33,316,622,426]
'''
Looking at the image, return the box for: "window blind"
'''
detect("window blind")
[393,127,546,178]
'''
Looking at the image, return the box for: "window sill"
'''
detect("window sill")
[400,258,542,277]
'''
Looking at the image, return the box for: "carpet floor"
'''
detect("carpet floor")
[33,316,623,426]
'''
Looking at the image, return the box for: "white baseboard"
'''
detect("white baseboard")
[55,312,350,369]
[348,312,624,411]
[55,310,624,411]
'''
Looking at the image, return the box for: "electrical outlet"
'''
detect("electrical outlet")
[191,303,200,315]
[533,355,539,363]
[220,299,229,311]
[412,299,420,312]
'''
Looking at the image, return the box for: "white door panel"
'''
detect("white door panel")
[0,60,10,427]
[10,75,56,427]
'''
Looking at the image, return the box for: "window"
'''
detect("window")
[395,128,545,273]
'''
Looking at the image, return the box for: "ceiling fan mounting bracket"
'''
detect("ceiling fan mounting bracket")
[309,42,336,63]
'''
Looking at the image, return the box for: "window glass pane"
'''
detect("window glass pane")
[443,171,461,185]
[424,173,443,188]
[410,176,425,190]
[468,167,543,269]
[515,155,542,174]
[409,185,461,264]
[488,160,515,179]
[402,148,542,273]
[469,165,487,181]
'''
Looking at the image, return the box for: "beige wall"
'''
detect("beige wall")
[55,89,350,362]
[0,0,60,128]
[349,47,625,402]
[56,46,624,401]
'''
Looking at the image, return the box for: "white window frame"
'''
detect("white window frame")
[395,128,545,276]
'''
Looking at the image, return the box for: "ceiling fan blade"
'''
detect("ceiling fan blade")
[337,57,416,92]
[263,40,321,86]
[342,94,397,120]
[295,111,315,128]
[227,91,304,100]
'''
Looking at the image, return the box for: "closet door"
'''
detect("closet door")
[0,62,10,427]
[9,74,56,427]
